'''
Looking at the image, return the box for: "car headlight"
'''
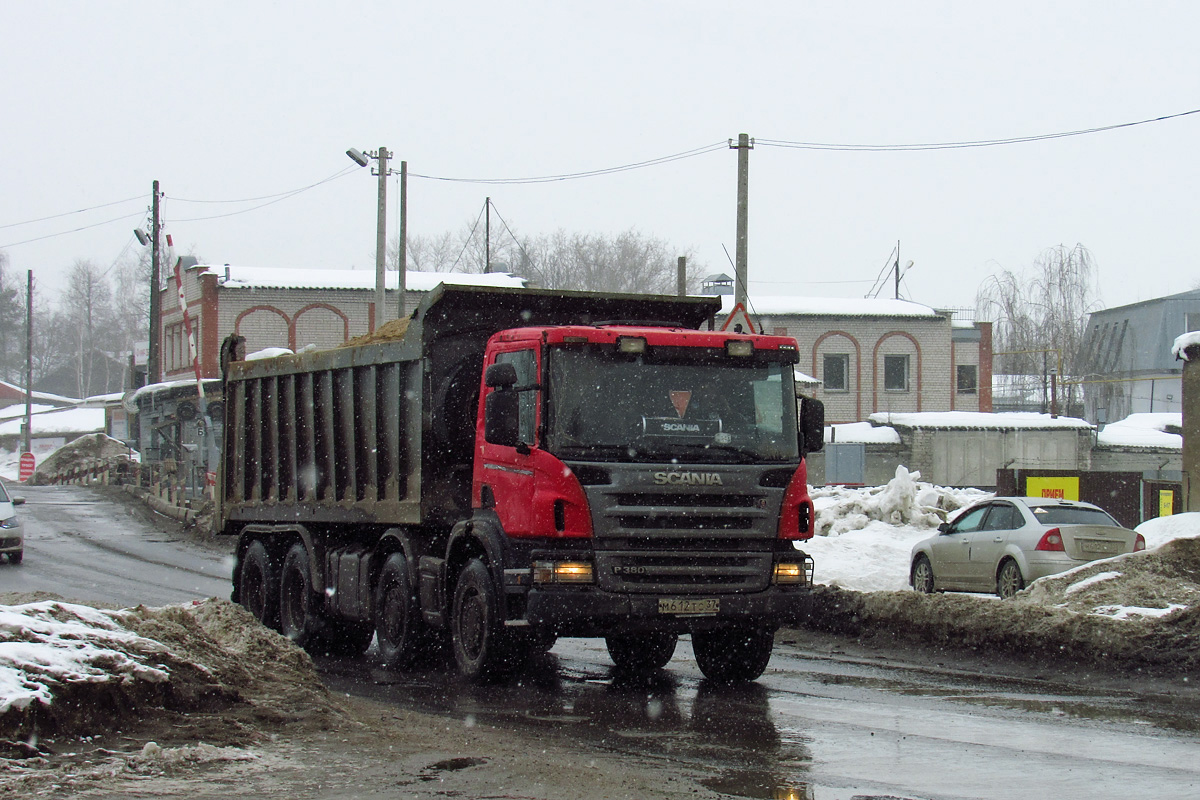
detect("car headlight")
[0,516,18,529]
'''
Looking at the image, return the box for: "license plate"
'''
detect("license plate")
[658,598,719,615]
[1081,540,1119,555]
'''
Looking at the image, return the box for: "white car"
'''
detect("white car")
[910,497,1144,599]
[0,481,25,565]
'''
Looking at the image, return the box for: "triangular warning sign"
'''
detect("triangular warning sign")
[720,303,757,334]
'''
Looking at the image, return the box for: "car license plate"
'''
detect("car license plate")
[1081,540,1119,555]
[659,598,719,615]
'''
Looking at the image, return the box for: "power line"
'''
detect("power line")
[0,211,146,250]
[169,165,359,204]
[0,195,144,231]
[757,107,1200,152]
[169,167,359,221]
[449,204,487,272]
[409,142,728,185]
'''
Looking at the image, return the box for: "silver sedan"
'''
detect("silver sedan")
[909,497,1145,599]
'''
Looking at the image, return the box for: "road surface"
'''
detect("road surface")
[5,482,1199,799]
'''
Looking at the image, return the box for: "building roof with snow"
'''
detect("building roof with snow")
[203,265,527,292]
[867,411,1093,431]
[1096,413,1182,449]
[720,294,944,319]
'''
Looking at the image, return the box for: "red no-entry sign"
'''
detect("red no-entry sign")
[18,452,35,482]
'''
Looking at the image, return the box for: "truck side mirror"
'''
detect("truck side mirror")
[799,396,824,455]
[485,389,521,447]
[485,362,518,388]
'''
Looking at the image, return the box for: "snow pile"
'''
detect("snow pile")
[801,467,990,591]
[27,432,137,485]
[795,512,1200,672]
[0,602,170,715]
[0,598,340,740]
[825,421,901,444]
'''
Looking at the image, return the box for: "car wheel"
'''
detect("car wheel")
[692,627,774,683]
[239,539,281,630]
[997,559,1025,599]
[912,555,935,593]
[451,558,525,681]
[606,632,678,672]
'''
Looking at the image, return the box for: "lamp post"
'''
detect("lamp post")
[347,147,408,327]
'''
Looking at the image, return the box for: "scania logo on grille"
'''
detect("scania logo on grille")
[652,471,724,486]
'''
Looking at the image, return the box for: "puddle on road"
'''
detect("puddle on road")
[701,768,924,800]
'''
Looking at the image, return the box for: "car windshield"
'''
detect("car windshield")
[1030,505,1120,526]
[0,482,9,502]
[545,344,798,463]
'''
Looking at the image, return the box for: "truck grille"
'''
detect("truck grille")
[580,468,785,594]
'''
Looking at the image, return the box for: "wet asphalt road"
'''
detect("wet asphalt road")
[5,483,1200,799]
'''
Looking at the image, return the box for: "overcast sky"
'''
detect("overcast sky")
[2,1,1198,313]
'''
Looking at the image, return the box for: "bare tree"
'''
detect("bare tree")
[60,259,117,398]
[976,243,1101,413]
[0,253,24,384]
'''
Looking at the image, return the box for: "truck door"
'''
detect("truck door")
[479,347,540,536]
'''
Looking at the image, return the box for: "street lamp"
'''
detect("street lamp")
[347,147,408,325]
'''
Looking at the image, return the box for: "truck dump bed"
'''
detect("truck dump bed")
[219,284,721,530]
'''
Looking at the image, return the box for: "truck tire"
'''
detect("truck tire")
[451,558,526,681]
[375,552,435,669]
[606,632,678,672]
[279,542,323,650]
[239,539,281,630]
[692,627,774,683]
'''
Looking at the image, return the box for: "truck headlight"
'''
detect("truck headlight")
[773,558,813,586]
[532,560,594,584]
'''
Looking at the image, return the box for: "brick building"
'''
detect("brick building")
[725,296,992,424]
[157,263,526,380]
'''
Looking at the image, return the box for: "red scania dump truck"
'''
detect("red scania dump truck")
[219,285,824,682]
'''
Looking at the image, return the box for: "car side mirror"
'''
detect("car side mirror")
[11,497,25,506]
[937,521,950,534]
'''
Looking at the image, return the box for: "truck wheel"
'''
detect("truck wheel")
[240,540,281,630]
[451,558,525,681]
[375,552,434,669]
[279,542,322,650]
[692,627,774,683]
[606,632,678,672]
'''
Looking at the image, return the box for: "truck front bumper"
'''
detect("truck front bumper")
[520,585,811,637]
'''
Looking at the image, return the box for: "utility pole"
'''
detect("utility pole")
[24,271,32,455]
[148,180,162,385]
[677,256,687,297]
[730,134,753,308]
[398,160,408,319]
[484,197,491,273]
[374,146,390,330]
[894,240,901,300]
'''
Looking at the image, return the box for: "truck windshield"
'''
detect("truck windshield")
[545,346,799,463]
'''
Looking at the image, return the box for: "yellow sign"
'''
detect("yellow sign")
[1160,490,1175,517]
[1026,476,1079,502]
